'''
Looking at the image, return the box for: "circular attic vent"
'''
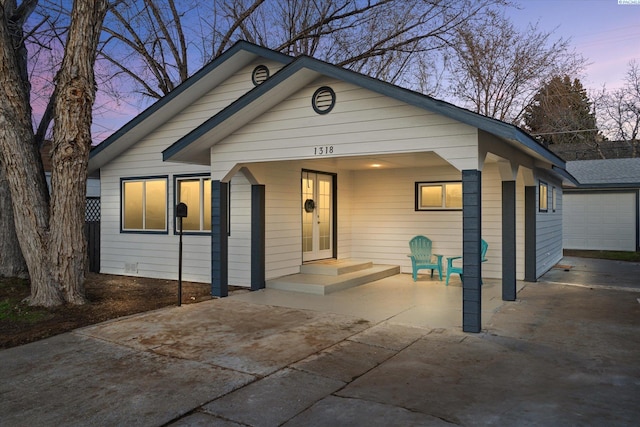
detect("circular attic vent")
[252,65,270,86]
[312,86,336,114]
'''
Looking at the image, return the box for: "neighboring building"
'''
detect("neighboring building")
[564,159,640,251]
[89,41,575,332]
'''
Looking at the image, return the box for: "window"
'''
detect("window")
[552,187,557,212]
[539,181,548,212]
[122,177,167,232]
[416,181,463,210]
[176,176,211,232]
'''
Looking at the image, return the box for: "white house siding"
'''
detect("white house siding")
[349,166,463,274]
[479,163,504,280]
[236,162,317,280]
[209,77,481,281]
[228,159,526,283]
[210,77,478,181]
[563,191,637,251]
[536,176,564,277]
[100,59,285,282]
[228,172,252,286]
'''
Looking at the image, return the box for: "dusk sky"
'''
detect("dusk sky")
[507,0,640,90]
[90,0,640,141]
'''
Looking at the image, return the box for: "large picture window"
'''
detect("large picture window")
[176,176,211,232]
[122,177,167,232]
[416,181,463,210]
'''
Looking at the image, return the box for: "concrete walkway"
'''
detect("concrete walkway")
[1,257,639,426]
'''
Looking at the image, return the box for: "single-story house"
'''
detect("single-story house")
[564,158,640,252]
[88,41,576,332]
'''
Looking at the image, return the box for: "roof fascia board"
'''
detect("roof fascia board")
[89,41,293,171]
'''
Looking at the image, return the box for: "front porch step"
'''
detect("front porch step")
[266,264,400,295]
[300,259,373,276]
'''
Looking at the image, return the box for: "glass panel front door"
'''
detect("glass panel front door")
[302,172,333,261]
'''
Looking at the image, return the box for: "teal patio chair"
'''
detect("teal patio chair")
[446,239,488,285]
[407,235,443,281]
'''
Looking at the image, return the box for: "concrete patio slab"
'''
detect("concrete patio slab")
[284,395,451,426]
[0,333,254,427]
[201,368,345,427]
[0,257,638,426]
[78,299,371,376]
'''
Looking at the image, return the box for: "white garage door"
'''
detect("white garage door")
[563,192,637,251]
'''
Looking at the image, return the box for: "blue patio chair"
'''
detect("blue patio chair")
[446,239,488,285]
[407,235,443,281]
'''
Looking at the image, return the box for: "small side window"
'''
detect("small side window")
[539,181,548,212]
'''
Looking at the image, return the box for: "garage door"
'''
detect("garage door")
[563,192,637,251]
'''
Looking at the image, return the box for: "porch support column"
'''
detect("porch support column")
[211,180,228,297]
[462,170,482,333]
[502,181,517,301]
[524,185,537,282]
[251,185,265,291]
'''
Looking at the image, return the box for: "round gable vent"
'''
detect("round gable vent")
[312,86,336,114]
[252,65,270,86]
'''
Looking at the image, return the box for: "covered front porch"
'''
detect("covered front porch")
[230,272,526,330]
[209,149,538,332]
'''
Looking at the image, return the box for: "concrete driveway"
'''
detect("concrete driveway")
[1,257,638,426]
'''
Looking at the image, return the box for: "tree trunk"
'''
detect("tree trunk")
[0,3,61,306]
[0,0,108,306]
[49,0,108,304]
[0,162,27,278]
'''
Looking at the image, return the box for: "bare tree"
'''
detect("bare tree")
[445,10,585,124]
[96,0,507,105]
[596,60,640,157]
[0,0,108,306]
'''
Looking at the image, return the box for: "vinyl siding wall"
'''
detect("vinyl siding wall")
[536,176,564,277]
[229,161,521,284]
[210,77,479,181]
[99,59,285,282]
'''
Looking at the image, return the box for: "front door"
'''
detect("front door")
[302,171,334,262]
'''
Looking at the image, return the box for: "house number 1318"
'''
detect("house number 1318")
[314,146,334,155]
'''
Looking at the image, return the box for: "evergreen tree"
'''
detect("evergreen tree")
[524,76,599,145]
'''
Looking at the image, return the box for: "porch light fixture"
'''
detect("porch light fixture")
[312,86,336,114]
[252,65,270,86]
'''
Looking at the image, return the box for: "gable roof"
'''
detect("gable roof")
[88,41,293,173]
[162,52,567,173]
[567,158,640,187]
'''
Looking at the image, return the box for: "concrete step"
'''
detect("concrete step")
[299,259,373,276]
[266,264,400,295]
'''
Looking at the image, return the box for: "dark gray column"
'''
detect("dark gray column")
[251,185,265,291]
[524,185,537,282]
[502,181,517,301]
[211,180,228,297]
[462,170,482,333]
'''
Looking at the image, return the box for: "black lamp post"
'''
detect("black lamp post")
[176,203,188,306]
